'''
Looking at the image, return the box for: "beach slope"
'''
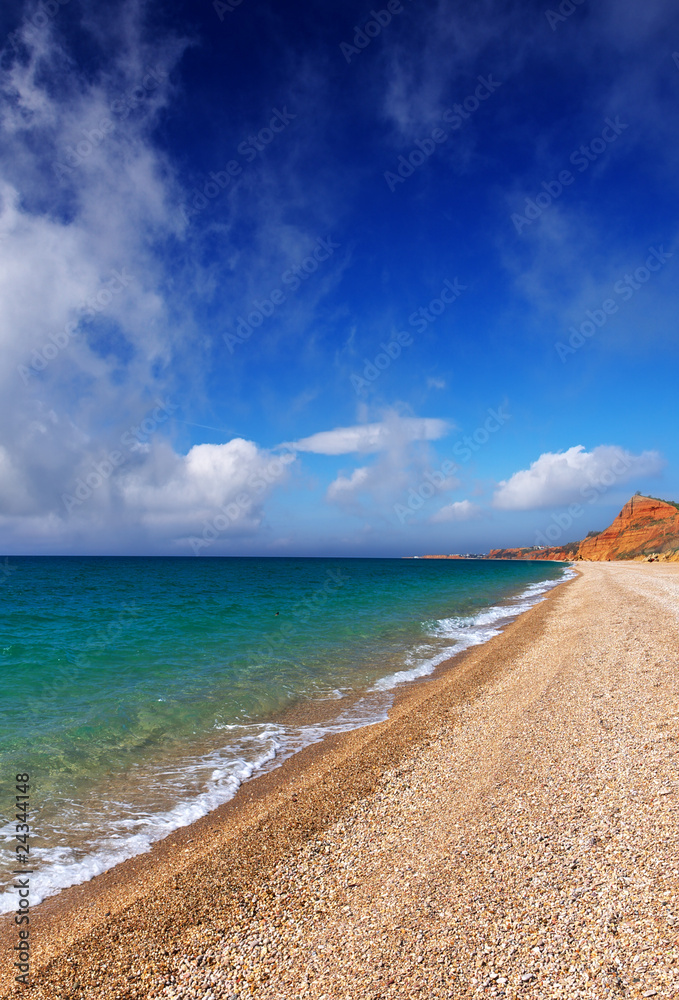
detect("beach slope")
[3,563,678,999]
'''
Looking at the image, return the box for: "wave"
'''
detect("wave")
[0,565,574,914]
[0,693,392,914]
[371,566,576,692]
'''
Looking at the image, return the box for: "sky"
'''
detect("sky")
[0,0,677,557]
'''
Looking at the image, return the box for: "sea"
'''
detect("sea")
[0,556,573,913]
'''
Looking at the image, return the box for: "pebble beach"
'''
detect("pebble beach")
[2,561,678,999]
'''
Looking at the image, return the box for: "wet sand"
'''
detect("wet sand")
[2,563,678,999]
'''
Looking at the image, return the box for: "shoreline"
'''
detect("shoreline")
[0,557,569,924]
[0,563,570,913]
[0,565,576,996]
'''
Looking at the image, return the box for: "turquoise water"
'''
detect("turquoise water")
[0,556,571,910]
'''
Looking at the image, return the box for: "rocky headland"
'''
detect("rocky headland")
[490,495,679,563]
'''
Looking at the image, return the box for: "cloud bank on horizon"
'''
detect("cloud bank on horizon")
[0,0,677,556]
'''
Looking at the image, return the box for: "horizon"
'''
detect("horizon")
[1,0,678,558]
[3,490,677,558]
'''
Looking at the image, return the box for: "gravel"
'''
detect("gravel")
[10,563,679,1000]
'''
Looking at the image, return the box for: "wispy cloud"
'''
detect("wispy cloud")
[286,416,451,455]
[320,413,458,523]
[0,4,202,550]
[378,0,518,145]
[0,0,677,556]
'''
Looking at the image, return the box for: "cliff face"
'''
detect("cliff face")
[489,545,577,561]
[577,495,679,560]
[489,495,679,563]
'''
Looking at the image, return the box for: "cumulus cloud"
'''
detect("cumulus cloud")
[117,439,295,546]
[493,445,665,510]
[120,440,281,513]
[288,417,451,455]
[0,437,295,554]
[430,499,480,523]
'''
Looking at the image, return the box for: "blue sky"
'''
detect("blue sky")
[0,0,677,556]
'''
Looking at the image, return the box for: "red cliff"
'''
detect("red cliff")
[577,495,679,561]
[489,495,679,563]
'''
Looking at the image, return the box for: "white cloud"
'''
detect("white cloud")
[326,466,370,502]
[0,7,201,551]
[493,445,664,510]
[0,11,341,554]
[116,439,295,543]
[0,437,295,553]
[288,417,451,455]
[322,413,459,522]
[430,499,480,523]
[120,440,276,513]
[0,444,33,514]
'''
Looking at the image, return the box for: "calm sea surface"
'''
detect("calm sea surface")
[0,556,572,911]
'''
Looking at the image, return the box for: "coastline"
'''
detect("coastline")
[4,562,678,998]
[0,565,573,996]
[0,556,569,920]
